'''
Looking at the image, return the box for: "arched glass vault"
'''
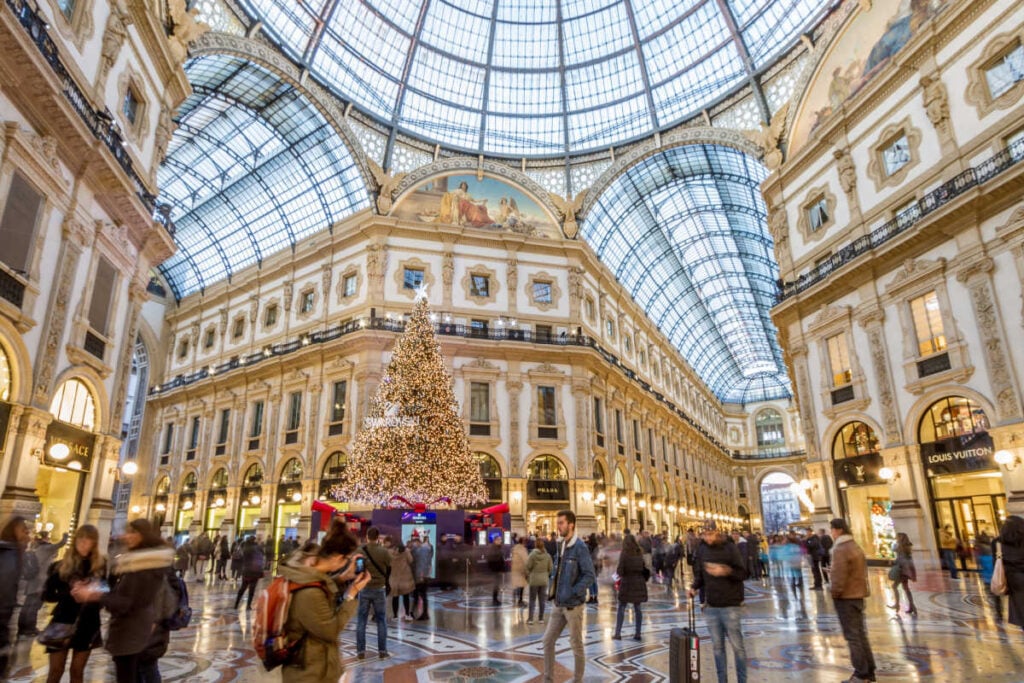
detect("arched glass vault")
[156,54,370,299]
[581,144,790,404]
[235,0,831,158]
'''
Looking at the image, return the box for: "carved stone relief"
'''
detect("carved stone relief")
[32,239,82,407]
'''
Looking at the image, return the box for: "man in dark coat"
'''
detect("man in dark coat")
[0,517,28,677]
[689,527,748,683]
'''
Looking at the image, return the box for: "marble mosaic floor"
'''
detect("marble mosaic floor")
[7,566,1024,682]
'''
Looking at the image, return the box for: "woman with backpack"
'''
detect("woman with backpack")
[613,534,649,641]
[42,524,105,683]
[72,519,174,683]
[279,529,370,683]
[887,532,917,616]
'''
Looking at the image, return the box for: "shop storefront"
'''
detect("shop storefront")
[153,476,170,528]
[175,472,198,542]
[919,397,1004,566]
[237,463,264,539]
[476,452,503,505]
[833,421,895,561]
[273,458,304,556]
[39,380,99,540]
[205,467,229,535]
[593,460,608,534]
[526,455,568,536]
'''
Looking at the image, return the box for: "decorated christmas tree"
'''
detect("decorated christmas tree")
[336,289,488,507]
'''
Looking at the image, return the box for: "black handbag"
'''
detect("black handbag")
[37,621,76,649]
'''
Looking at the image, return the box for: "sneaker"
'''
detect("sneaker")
[632,635,642,642]
[611,634,622,640]
[356,652,366,660]
[379,652,391,660]
[538,617,544,623]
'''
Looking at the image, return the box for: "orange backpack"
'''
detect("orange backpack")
[252,576,327,670]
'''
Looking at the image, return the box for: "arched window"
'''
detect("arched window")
[477,452,502,501]
[181,472,197,493]
[614,467,626,491]
[50,379,96,431]
[280,458,303,483]
[833,421,879,459]
[321,452,346,480]
[528,455,566,480]
[593,461,607,490]
[242,464,264,487]
[0,343,11,401]
[919,396,989,443]
[633,473,644,495]
[755,409,784,452]
[155,476,171,496]
[210,467,229,489]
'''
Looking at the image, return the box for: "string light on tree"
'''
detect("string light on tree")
[336,288,487,507]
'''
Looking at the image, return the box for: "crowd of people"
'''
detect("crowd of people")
[0,512,1022,682]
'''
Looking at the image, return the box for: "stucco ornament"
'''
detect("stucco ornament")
[167,0,210,65]
[742,102,790,171]
[549,190,588,239]
[368,159,407,215]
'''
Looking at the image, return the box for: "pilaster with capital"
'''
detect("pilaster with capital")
[788,345,820,461]
[506,378,523,474]
[920,73,959,162]
[111,284,147,427]
[441,250,454,310]
[506,257,518,316]
[0,406,52,518]
[991,425,1024,515]
[572,383,590,478]
[956,257,1022,422]
[857,309,903,444]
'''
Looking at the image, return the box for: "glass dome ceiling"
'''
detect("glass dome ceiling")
[581,144,791,403]
[236,0,829,157]
[156,54,370,298]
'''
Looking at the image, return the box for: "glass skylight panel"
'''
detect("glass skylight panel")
[245,0,316,59]
[325,10,408,77]
[487,70,562,115]
[400,92,481,151]
[407,48,485,110]
[312,34,399,118]
[561,2,633,66]
[483,115,563,156]
[365,0,421,34]
[490,20,559,69]
[568,93,649,148]
[420,1,492,63]
[632,0,700,36]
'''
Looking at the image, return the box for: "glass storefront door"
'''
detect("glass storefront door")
[930,470,1006,568]
[839,483,896,560]
[35,465,85,540]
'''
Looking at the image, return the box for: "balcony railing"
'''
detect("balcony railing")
[777,141,1024,302]
[731,449,807,460]
[5,0,174,233]
[150,314,732,456]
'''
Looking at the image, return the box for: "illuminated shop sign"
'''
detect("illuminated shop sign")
[921,432,995,476]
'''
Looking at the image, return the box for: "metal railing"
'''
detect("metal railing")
[5,0,174,233]
[731,449,807,460]
[149,314,732,456]
[777,141,1024,302]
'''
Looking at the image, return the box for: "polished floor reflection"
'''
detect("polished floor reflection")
[8,567,1023,682]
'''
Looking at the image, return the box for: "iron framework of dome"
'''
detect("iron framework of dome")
[581,144,790,403]
[235,0,830,158]
[156,54,371,299]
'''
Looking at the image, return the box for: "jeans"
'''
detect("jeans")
[138,658,162,683]
[18,591,43,633]
[704,606,747,683]
[542,605,585,683]
[234,577,259,609]
[529,585,547,621]
[614,601,642,637]
[810,559,824,588]
[356,587,388,654]
[941,549,959,578]
[392,593,411,618]
[834,598,876,681]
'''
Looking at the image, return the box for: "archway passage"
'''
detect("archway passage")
[156,54,370,299]
[581,144,790,404]
[759,471,801,534]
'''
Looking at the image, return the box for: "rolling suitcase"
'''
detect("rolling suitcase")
[669,598,700,682]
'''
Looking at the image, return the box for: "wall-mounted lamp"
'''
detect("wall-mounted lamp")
[130,505,141,514]
[250,494,261,505]
[580,491,592,503]
[619,496,629,506]
[48,443,70,462]
[511,491,522,504]
[995,450,1021,471]
[653,502,663,512]
[181,500,194,510]
[109,461,138,482]
[595,492,607,504]
[879,467,901,482]
[799,478,818,492]
[638,500,647,509]
[291,491,302,503]
[214,497,226,507]
[687,508,696,516]
[155,503,166,512]
[667,505,676,513]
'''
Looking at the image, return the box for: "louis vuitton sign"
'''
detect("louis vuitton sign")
[921,432,995,477]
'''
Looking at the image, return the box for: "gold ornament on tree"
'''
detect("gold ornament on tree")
[337,287,488,507]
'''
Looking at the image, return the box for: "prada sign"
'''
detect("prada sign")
[43,420,96,472]
[527,479,569,501]
[921,432,995,477]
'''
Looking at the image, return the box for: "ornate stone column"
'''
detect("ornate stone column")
[0,406,50,519]
[441,250,454,310]
[882,443,936,564]
[506,376,524,531]
[506,257,518,317]
[85,434,121,542]
[956,257,1023,423]
[857,308,903,444]
[788,345,820,461]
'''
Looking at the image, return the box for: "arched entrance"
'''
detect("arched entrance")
[237,463,264,538]
[153,476,170,529]
[613,467,627,532]
[175,472,198,541]
[832,421,893,559]
[205,467,229,535]
[273,458,304,554]
[318,451,347,504]
[526,455,568,536]
[919,396,1003,565]
[476,452,502,504]
[759,472,801,534]
[593,460,608,534]
[39,378,99,539]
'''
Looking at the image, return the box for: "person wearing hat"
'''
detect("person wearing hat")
[829,518,876,683]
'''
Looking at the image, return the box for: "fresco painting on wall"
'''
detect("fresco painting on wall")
[393,174,559,238]
[791,0,946,151]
